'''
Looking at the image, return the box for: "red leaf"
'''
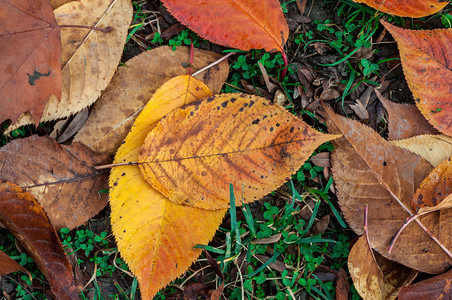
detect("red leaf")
[399,269,452,300]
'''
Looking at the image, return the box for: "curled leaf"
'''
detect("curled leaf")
[398,269,452,300]
[353,0,448,17]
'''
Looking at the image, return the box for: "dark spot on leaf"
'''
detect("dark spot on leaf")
[170,149,175,154]
[239,107,244,112]
[113,182,118,186]
[201,171,207,176]
[249,101,255,107]
[276,123,280,127]
[230,98,237,103]
[290,127,294,133]
[221,101,228,108]
[383,161,387,166]
[270,127,274,132]
[206,96,215,102]
[27,69,50,86]
[252,119,260,124]
[121,172,126,176]
[190,111,194,116]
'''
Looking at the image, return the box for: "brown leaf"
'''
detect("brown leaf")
[335,268,349,300]
[0,0,62,124]
[348,235,418,300]
[325,105,451,273]
[0,135,109,230]
[73,46,229,155]
[0,249,31,279]
[311,152,331,168]
[398,269,452,300]
[50,0,73,9]
[312,215,330,235]
[0,181,78,300]
[376,90,438,140]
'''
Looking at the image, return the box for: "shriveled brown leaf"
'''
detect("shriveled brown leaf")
[398,269,452,300]
[376,90,438,140]
[0,181,78,300]
[325,105,451,273]
[311,152,331,168]
[348,235,418,300]
[312,215,330,235]
[0,135,109,230]
[391,135,452,168]
[336,268,350,300]
[73,46,229,155]
[0,249,31,279]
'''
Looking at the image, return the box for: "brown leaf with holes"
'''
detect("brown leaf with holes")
[325,105,451,273]
[398,269,452,300]
[0,181,78,300]
[0,135,109,231]
[0,0,61,125]
[73,46,229,156]
[348,235,418,300]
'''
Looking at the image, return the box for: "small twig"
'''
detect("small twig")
[191,52,235,77]
[95,162,139,170]
[59,25,113,33]
[280,51,288,81]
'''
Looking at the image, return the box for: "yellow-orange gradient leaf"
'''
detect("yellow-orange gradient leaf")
[110,75,226,300]
[353,0,447,18]
[138,94,338,210]
[382,21,452,136]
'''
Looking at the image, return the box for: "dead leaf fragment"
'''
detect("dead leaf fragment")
[0,0,62,124]
[353,0,448,17]
[0,250,31,279]
[398,269,452,300]
[73,46,229,155]
[0,135,109,230]
[336,268,350,300]
[348,235,418,300]
[139,94,338,210]
[0,181,78,300]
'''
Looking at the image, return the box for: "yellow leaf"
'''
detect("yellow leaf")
[138,94,339,210]
[110,75,226,299]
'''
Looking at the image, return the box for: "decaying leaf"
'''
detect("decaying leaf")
[0,249,31,279]
[391,135,452,167]
[110,75,226,299]
[7,0,133,131]
[382,21,452,136]
[0,135,109,230]
[348,235,417,300]
[352,0,448,17]
[138,94,338,210]
[161,0,288,52]
[0,181,78,300]
[376,90,438,140]
[73,46,229,155]
[50,0,73,9]
[325,105,451,273]
[0,0,62,125]
[398,269,452,300]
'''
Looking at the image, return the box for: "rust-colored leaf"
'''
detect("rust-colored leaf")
[376,90,438,140]
[0,181,78,300]
[391,135,452,167]
[138,94,338,210]
[398,269,452,300]
[110,75,226,299]
[382,21,452,136]
[73,46,229,156]
[0,250,31,279]
[161,0,288,52]
[0,0,62,124]
[0,135,109,231]
[325,105,451,273]
[348,235,417,300]
[353,0,447,17]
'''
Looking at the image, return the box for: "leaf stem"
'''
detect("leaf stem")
[59,24,113,33]
[191,52,235,77]
[280,51,288,80]
[95,162,139,169]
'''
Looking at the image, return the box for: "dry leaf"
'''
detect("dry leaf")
[398,269,452,300]
[0,181,78,300]
[50,0,73,9]
[391,135,452,167]
[161,0,288,52]
[109,75,226,299]
[138,94,338,210]
[382,21,452,136]
[376,90,438,140]
[325,105,451,273]
[0,0,61,124]
[311,152,331,168]
[352,0,447,17]
[73,46,229,155]
[0,135,109,230]
[348,235,418,300]
[0,250,31,279]
[336,268,350,300]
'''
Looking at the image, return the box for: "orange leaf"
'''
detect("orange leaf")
[398,269,452,299]
[110,75,226,299]
[353,0,447,18]
[348,235,417,300]
[382,21,452,136]
[161,0,288,52]
[138,94,338,210]
[325,105,451,273]
[0,181,78,300]
[0,250,31,280]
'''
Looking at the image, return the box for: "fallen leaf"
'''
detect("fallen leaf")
[336,268,350,300]
[161,0,288,52]
[0,181,78,300]
[382,21,452,136]
[50,0,73,9]
[398,269,452,300]
[0,0,62,124]
[109,75,226,299]
[0,249,31,279]
[353,0,448,17]
[0,135,109,230]
[391,135,452,167]
[375,90,438,140]
[348,235,418,300]
[312,215,330,235]
[138,94,338,210]
[325,105,451,273]
[7,0,133,131]
[310,152,331,168]
[73,46,229,155]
